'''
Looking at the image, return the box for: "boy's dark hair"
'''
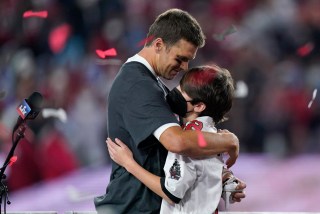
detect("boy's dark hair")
[145,8,205,48]
[180,65,235,124]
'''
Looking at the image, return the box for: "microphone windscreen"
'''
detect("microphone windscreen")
[26,92,43,110]
[25,92,43,120]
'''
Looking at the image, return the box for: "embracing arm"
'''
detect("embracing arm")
[159,126,239,168]
[107,138,174,205]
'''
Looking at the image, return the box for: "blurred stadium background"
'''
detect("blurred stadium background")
[0,0,319,213]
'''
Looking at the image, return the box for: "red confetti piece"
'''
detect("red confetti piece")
[196,130,207,148]
[297,43,314,57]
[95,48,117,59]
[137,35,155,47]
[23,10,48,18]
[49,24,71,54]
[9,156,18,166]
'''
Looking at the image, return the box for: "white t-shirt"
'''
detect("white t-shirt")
[160,116,224,214]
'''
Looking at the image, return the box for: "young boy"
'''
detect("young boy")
[107,65,240,213]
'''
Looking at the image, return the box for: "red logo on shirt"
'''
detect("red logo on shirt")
[184,120,203,131]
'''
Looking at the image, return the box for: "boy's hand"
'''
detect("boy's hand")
[106,137,134,169]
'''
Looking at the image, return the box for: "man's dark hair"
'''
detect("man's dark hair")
[145,8,205,48]
[180,65,235,124]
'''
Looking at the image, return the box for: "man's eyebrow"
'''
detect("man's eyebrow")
[177,55,191,62]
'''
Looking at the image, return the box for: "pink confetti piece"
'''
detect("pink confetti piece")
[95,48,117,58]
[297,43,314,57]
[49,24,71,54]
[196,130,207,148]
[137,35,155,47]
[23,10,48,18]
[9,156,18,166]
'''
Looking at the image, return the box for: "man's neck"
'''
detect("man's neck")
[138,47,158,76]
[182,113,199,124]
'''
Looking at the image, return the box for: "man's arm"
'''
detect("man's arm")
[159,126,239,168]
[107,138,174,205]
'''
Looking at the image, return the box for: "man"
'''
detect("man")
[107,65,243,214]
[94,8,245,214]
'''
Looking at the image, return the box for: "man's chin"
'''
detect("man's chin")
[163,75,174,80]
[169,73,179,80]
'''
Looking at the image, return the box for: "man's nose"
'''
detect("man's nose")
[180,61,188,71]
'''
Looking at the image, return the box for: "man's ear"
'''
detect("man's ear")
[153,38,163,52]
[194,102,206,113]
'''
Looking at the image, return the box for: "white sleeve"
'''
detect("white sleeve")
[162,152,197,200]
[153,123,180,140]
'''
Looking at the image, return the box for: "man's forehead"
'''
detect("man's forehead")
[172,42,197,60]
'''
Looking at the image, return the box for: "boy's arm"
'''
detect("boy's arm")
[106,138,174,205]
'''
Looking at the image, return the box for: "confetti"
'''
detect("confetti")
[234,81,248,98]
[95,48,117,59]
[42,108,67,123]
[23,10,48,18]
[196,130,207,148]
[49,24,71,54]
[297,43,314,57]
[9,156,18,166]
[213,25,237,42]
[308,89,317,109]
[137,35,155,47]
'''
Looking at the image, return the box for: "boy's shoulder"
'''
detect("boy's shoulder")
[183,116,215,132]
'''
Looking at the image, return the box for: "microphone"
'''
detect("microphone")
[0,92,43,212]
[14,92,43,131]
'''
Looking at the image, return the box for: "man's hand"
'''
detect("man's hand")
[222,175,246,210]
[218,129,239,168]
[232,177,246,202]
[222,168,246,203]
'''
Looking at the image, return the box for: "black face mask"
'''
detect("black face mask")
[166,88,193,118]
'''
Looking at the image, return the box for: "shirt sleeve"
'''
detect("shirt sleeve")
[160,152,197,203]
[123,79,179,148]
[153,123,180,140]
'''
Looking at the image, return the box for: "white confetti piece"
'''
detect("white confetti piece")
[42,108,67,123]
[308,89,317,109]
[312,89,317,100]
[213,25,237,42]
[234,81,248,98]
